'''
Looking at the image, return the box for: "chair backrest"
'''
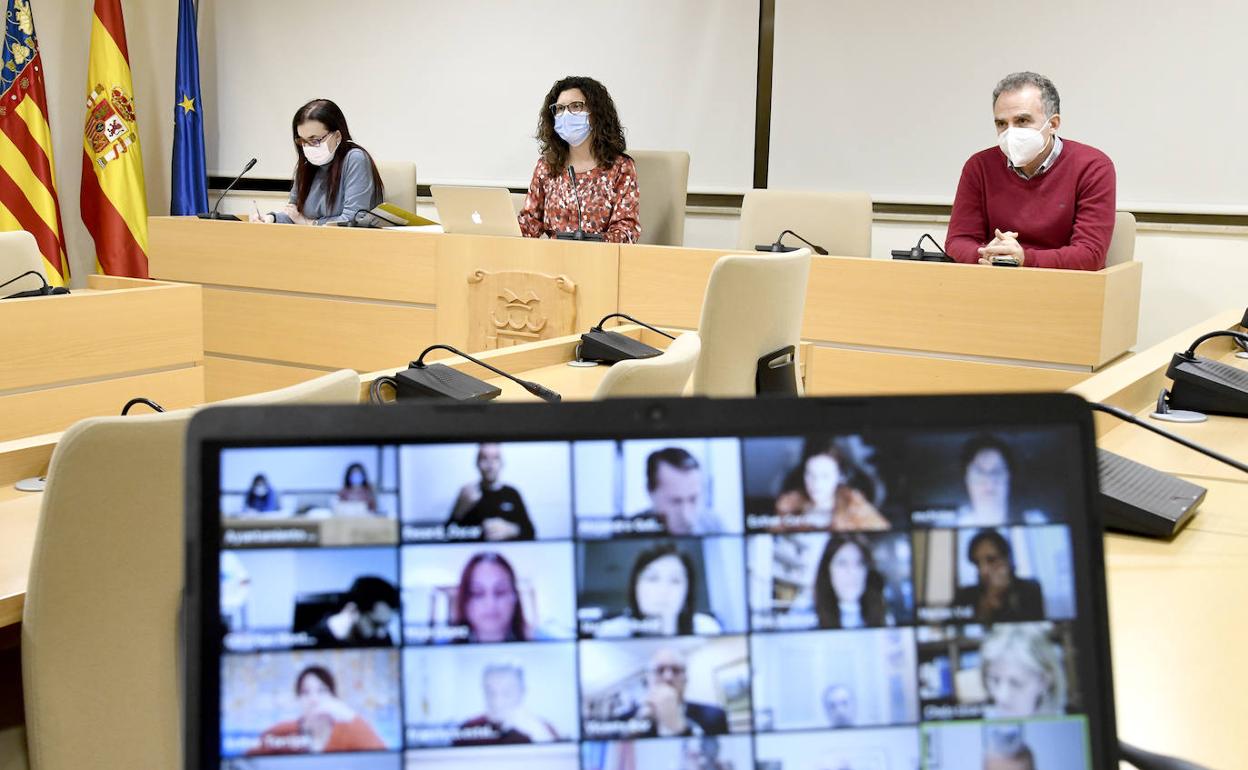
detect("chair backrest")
[0,230,47,296]
[736,189,872,258]
[20,369,361,770]
[375,160,418,213]
[592,332,701,399]
[1103,211,1137,268]
[631,150,690,247]
[690,250,811,397]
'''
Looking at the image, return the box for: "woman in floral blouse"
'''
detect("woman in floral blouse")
[517,76,641,244]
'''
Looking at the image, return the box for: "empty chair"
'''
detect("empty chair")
[375,160,418,212]
[1103,211,1137,268]
[592,332,701,399]
[736,189,872,258]
[690,249,812,397]
[18,370,361,770]
[0,230,47,296]
[631,150,690,247]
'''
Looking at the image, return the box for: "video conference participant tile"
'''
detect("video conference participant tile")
[400,541,575,644]
[740,435,903,534]
[915,622,1083,722]
[573,438,744,538]
[753,726,920,769]
[913,526,1075,625]
[401,643,579,748]
[748,531,913,632]
[582,735,754,770]
[922,717,1092,770]
[222,755,401,769]
[220,649,401,757]
[579,635,751,739]
[904,428,1081,528]
[402,743,580,769]
[750,628,918,732]
[220,446,399,548]
[576,536,746,638]
[222,548,400,653]
[398,442,572,543]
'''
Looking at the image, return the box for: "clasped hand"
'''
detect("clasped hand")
[977,229,1025,265]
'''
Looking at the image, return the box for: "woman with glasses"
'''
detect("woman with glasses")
[250,99,384,226]
[956,434,1047,526]
[517,76,641,243]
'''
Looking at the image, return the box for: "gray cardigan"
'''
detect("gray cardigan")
[273,146,382,225]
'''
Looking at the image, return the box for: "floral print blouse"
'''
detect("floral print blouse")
[517,154,641,244]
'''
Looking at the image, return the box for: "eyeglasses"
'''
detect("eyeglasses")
[296,132,334,148]
[649,663,687,677]
[549,101,588,117]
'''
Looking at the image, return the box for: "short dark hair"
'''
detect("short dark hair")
[295,665,335,696]
[627,542,697,635]
[992,72,1060,117]
[967,528,1014,570]
[960,434,1015,476]
[344,576,398,612]
[646,448,700,491]
[535,75,628,172]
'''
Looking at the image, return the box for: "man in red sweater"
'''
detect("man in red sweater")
[945,72,1116,271]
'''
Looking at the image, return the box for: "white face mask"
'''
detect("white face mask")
[998,124,1050,167]
[302,133,337,166]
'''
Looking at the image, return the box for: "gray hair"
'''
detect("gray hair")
[993,72,1060,117]
[482,662,525,690]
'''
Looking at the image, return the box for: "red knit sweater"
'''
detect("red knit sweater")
[945,139,1116,271]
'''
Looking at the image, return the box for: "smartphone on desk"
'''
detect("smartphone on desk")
[991,256,1021,267]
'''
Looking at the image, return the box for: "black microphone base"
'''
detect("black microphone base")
[393,364,502,401]
[196,212,241,221]
[755,243,799,253]
[579,330,663,363]
[890,249,954,262]
[555,231,605,242]
[4,287,70,300]
[1097,449,1205,538]
[1165,354,1248,417]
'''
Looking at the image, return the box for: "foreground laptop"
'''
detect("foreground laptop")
[430,185,524,237]
[186,395,1116,769]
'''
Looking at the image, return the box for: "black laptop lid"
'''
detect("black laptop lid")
[185,395,1115,770]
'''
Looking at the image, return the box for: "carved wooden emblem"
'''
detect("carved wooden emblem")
[466,269,577,350]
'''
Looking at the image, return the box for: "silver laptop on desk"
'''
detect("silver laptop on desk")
[431,185,523,237]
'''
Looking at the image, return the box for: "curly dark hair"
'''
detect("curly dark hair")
[535,75,628,172]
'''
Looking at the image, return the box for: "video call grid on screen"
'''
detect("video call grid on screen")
[212,427,1097,768]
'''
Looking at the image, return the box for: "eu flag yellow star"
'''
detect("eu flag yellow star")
[178,94,195,113]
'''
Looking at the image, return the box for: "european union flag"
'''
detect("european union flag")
[170,0,207,215]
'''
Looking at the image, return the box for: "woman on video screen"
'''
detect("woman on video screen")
[774,440,889,531]
[813,534,891,630]
[596,542,722,638]
[337,462,378,514]
[250,665,384,755]
[981,623,1067,718]
[243,473,280,514]
[452,552,532,643]
[957,434,1047,526]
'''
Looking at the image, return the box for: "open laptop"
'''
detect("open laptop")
[186,395,1117,769]
[430,185,523,237]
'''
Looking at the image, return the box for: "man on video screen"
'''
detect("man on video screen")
[308,576,400,648]
[625,647,728,737]
[628,448,720,536]
[447,443,535,541]
[453,663,561,745]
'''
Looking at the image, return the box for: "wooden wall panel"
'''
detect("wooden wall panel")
[804,346,1086,396]
[204,356,334,402]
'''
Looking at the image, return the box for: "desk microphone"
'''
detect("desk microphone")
[1,270,71,300]
[555,165,605,242]
[1162,329,1248,417]
[579,312,673,364]
[755,229,828,255]
[199,158,257,220]
[371,344,562,403]
[890,233,954,262]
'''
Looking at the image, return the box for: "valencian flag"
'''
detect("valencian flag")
[80,0,149,278]
[170,0,206,215]
[1,0,69,285]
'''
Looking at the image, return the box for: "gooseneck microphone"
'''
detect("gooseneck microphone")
[199,158,257,220]
[121,397,166,416]
[591,312,676,340]
[755,229,828,255]
[1120,740,1212,770]
[1,269,71,300]
[553,165,605,242]
[891,233,954,262]
[372,344,562,403]
[1089,401,1247,475]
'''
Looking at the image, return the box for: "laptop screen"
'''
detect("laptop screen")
[189,397,1113,770]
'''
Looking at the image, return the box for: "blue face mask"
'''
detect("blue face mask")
[555,111,591,148]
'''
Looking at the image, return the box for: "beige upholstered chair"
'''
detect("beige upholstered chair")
[0,230,47,296]
[1103,211,1137,268]
[376,160,418,212]
[18,370,361,770]
[690,249,812,397]
[631,150,690,246]
[736,189,872,258]
[592,332,701,399]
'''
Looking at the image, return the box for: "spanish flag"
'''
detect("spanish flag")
[80,0,148,278]
[1,0,69,285]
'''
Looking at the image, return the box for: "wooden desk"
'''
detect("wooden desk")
[0,275,203,441]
